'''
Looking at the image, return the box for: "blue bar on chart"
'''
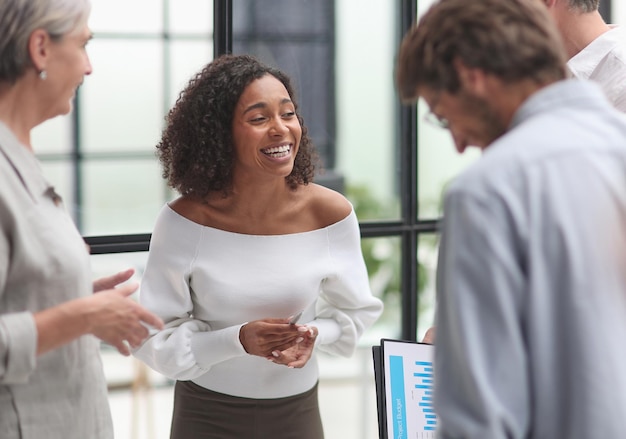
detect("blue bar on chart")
[414,361,437,432]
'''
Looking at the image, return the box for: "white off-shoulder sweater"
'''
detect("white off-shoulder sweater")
[133,204,383,399]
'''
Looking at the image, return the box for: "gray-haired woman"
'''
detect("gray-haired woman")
[0,1,163,438]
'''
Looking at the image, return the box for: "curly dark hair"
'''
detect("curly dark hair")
[157,54,318,197]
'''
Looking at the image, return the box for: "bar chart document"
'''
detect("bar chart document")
[378,339,437,439]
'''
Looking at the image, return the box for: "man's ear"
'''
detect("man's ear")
[28,29,52,72]
[453,58,488,97]
[543,0,558,9]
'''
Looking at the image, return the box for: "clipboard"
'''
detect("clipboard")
[372,338,437,439]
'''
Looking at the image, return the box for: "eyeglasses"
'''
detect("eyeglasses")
[423,92,449,129]
[424,110,450,129]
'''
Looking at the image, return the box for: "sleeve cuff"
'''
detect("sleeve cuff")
[0,312,37,384]
[308,318,341,346]
[191,324,247,366]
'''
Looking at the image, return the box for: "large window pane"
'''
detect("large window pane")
[90,0,164,34]
[336,0,399,220]
[168,0,213,35]
[80,40,164,153]
[363,237,402,338]
[615,2,626,23]
[417,233,439,341]
[32,115,72,154]
[168,40,213,106]
[81,160,167,235]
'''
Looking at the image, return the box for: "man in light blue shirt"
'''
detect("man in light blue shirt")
[396,0,626,437]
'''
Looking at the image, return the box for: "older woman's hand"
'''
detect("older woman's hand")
[85,282,164,356]
[92,268,135,293]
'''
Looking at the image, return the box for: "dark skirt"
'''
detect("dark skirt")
[170,380,324,439]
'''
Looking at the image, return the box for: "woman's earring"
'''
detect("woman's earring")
[39,70,47,80]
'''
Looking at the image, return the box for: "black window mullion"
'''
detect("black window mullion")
[214,0,233,56]
[399,0,419,341]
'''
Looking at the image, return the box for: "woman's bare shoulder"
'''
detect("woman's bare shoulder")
[304,183,353,227]
[167,195,207,224]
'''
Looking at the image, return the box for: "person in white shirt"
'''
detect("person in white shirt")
[543,0,626,111]
[133,54,383,439]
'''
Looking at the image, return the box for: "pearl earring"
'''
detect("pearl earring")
[39,70,47,80]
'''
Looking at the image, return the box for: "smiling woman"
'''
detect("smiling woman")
[231,75,303,183]
[156,55,316,197]
[132,54,383,439]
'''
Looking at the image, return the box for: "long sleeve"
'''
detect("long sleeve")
[0,312,37,384]
[0,189,38,385]
[133,208,247,381]
[314,212,383,356]
[431,80,626,439]
[435,188,529,439]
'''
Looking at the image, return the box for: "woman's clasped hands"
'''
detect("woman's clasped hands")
[238,318,318,369]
